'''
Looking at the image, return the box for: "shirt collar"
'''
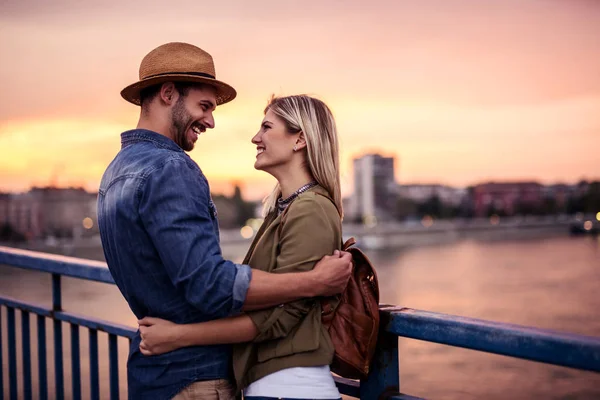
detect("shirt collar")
[120,129,183,153]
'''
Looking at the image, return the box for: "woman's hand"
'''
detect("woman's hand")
[138,317,185,356]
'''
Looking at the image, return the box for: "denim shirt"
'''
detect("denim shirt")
[97,129,252,399]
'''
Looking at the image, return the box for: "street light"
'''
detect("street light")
[240,225,254,239]
[82,217,94,230]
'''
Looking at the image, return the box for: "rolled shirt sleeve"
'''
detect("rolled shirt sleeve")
[247,195,341,342]
[138,156,251,319]
[232,264,253,314]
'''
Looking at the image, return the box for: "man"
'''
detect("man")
[97,42,352,399]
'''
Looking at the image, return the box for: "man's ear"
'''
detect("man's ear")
[159,82,178,105]
[295,132,307,150]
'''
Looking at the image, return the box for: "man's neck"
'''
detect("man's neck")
[137,114,172,141]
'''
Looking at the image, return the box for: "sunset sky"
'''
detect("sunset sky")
[1,0,599,200]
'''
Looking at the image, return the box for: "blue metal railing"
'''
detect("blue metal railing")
[1,245,599,400]
[0,246,135,400]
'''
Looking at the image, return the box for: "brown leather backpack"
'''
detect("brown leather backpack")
[321,236,380,380]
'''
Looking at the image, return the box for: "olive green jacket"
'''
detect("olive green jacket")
[232,186,342,391]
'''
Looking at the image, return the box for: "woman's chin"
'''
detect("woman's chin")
[254,163,276,177]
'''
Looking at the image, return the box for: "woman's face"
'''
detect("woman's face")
[251,109,298,173]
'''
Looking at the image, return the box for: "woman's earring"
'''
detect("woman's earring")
[293,145,297,152]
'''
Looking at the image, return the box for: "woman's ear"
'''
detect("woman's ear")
[295,132,307,151]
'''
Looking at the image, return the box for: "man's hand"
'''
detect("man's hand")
[138,317,184,356]
[242,250,353,310]
[311,250,353,296]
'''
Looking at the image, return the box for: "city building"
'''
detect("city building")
[350,154,397,223]
[0,193,10,226]
[0,187,98,240]
[472,182,543,217]
[398,184,467,207]
[0,191,42,239]
[543,184,574,210]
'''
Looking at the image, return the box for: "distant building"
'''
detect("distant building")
[0,187,98,239]
[543,184,574,210]
[0,191,42,239]
[211,195,239,229]
[350,154,397,222]
[572,180,591,197]
[341,197,353,218]
[0,193,10,225]
[472,182,543,217]
[398,184,467,207]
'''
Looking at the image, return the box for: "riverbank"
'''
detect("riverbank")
[343,217,574,249]
[0,216,579,260]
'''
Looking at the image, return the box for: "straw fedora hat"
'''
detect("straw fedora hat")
[120,42,237,106]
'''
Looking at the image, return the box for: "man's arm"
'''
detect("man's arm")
[242,252,351,310]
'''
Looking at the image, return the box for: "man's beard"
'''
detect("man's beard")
[170,98,194,151]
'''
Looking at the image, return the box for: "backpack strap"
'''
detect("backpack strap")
[322,237,356,325]
[315,192,357,325]
[343,237,356,250]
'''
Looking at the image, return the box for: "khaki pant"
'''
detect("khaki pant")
[172,379,236,400]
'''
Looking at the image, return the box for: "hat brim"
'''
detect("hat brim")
[120,74,237,106]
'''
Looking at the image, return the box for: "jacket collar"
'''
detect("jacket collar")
[120,129,183,153]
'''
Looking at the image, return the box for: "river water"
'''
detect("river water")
[1,232,599,399]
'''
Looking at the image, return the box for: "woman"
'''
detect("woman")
[138,94,344,400]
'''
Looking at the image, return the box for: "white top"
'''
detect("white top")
[244,365,341,399]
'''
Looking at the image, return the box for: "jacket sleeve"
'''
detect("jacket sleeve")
[138,156,252,319]
[247,195,341,342]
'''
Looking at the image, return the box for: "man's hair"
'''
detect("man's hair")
[140,82,208,111]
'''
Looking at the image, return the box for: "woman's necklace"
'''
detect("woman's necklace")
[277,181,318,215]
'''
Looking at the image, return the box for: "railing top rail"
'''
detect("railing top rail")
[381,306,600,373]
[0,245,113,284]
[0,295,136,338]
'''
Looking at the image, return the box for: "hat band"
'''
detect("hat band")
[144,71,216,80]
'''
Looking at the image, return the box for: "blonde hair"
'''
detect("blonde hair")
[262,95,343,218]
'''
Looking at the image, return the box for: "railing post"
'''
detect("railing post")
[7,307,17,400]
[52,273,62,311]
[37,315,48,400]
[52,273,64,400]
[109,334,120,400]
[360,307,401,400]
[89,329,100,400]
[0,306,3,399]
[21,310,32,400]
[71,324,81,400]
